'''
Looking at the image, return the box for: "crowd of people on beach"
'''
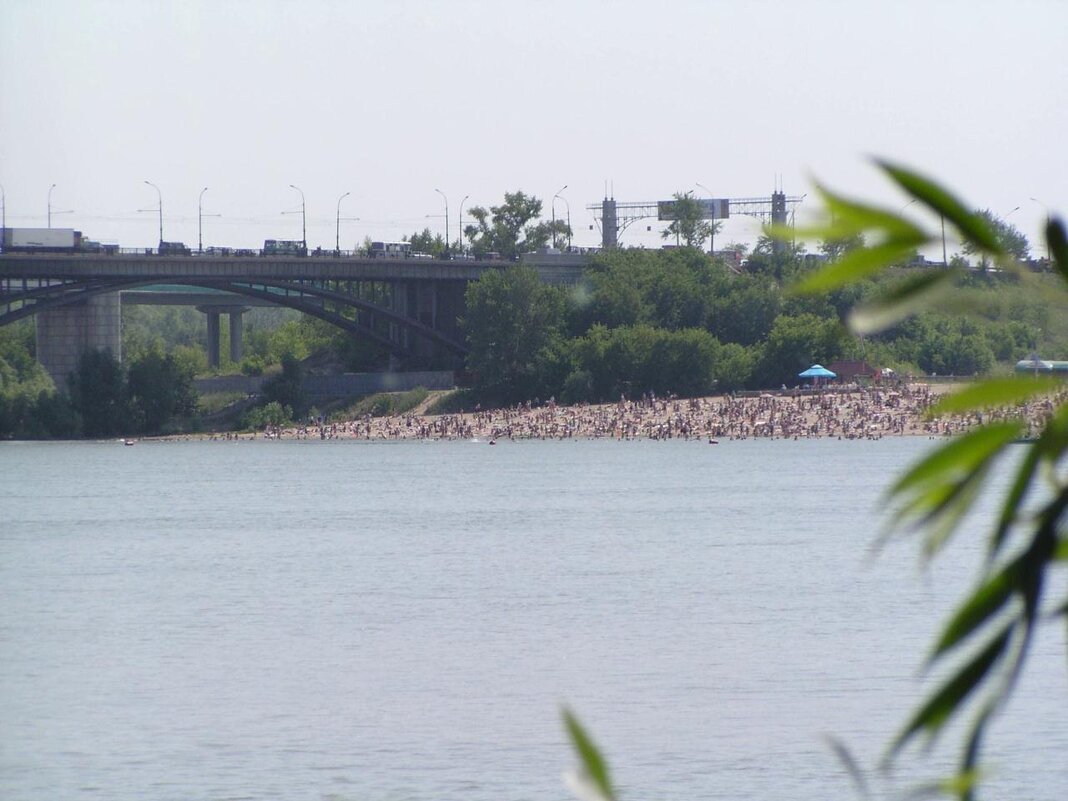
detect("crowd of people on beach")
[211,383,1063,444]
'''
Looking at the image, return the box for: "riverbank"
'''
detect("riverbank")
[189,382,1061,443]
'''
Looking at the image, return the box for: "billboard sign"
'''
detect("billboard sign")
[657,198,729,221]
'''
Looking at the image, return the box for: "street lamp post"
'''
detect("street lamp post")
[1,183,5,249]
[289,185,306,249]
[46,184,73,229]
[458,194,469,255]
[554,186,571,251]
[434,189,449,256]
[198,187,209,253]
[336,191,351,254]
[551,184,567,250]
[941,214,948,268]
[144,180,163,246]
[695,182,717,253]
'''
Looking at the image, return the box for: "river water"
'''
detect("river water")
[1,438,1065,800]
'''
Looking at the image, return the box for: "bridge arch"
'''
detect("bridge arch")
[1,250,587,386]
[0,274,470,386]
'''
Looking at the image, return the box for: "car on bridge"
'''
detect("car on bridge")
[263,239,308,257]
[369,241,412,258]
[158,241,191,256]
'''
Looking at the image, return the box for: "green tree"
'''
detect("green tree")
[127,349,198,434]
[68,348,129,438]
[570,324,737,400]
[748,235,807,280]
[464,191,569,260]
[755,313,847,387]
[962,208,1030,266]
[462,266,567,402]
[818,231,866,262]
[707,277,782,346]
[262,353,308,419]
[242,400,291,429]
[405,227,446,257]
[28,389,80,438]
[660,191,713,249]
[578,248,725,334]
[171,344,208,378]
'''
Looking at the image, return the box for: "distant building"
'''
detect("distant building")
[713,249,745,271]
[1015,358,1068,374]
[827,360,875,382]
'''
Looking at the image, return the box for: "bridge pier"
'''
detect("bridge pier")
[3,251,587,381]
[199,305,247,368]
[36,292,122,388]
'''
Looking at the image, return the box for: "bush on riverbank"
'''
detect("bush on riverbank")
[328,387,430,421]
[241,401,291,430]
[424,388,477,415]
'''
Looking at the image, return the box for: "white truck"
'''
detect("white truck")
[2,228,79,252]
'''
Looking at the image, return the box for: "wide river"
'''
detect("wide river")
[1,438,1064,800]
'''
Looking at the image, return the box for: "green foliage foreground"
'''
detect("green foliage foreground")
[806,163,1067,799]
[563,165,1067,801]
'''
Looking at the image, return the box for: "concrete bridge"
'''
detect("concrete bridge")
[0,251,588,386]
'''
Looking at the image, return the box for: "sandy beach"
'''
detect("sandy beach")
[210,382,1064,443]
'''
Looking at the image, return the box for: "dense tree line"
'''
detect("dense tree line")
[0,191,1058,435]
[0,326,197,438]
[461,244,1058,405]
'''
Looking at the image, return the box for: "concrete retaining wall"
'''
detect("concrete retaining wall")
[196,370,455,398]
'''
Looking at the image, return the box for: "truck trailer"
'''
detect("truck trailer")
[2,227,79,252]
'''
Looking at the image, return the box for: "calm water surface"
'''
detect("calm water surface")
[1,438,1065,800]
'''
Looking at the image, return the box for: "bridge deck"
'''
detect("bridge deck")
[0,253,589,285]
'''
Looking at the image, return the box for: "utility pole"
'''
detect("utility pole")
[144,181,163,246]
[290,185,306,250]
[555,184,572,250]
[336,191,351,253]
[459,194,469,255]
[199,187,209,253]
[435,188,449,256]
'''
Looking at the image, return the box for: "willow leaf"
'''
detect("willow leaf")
[926,377,1062,417]
[889,460,992,558]
[794,237,926,295]
[816,183,929,240]
[889,624,1012,758]
[932,560,1019,660]
[958,703,996,801]
[894,477,961,524]
[823,735,870,800]
[990,437,1049,556]
[941,770,983,801]
[888,422,1021,499]
[920,468,990,558]
[849,270,956,334]
[562,708,615,801]
[876,161,1001,254]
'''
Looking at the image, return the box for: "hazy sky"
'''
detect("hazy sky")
[2,0,1064,254]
